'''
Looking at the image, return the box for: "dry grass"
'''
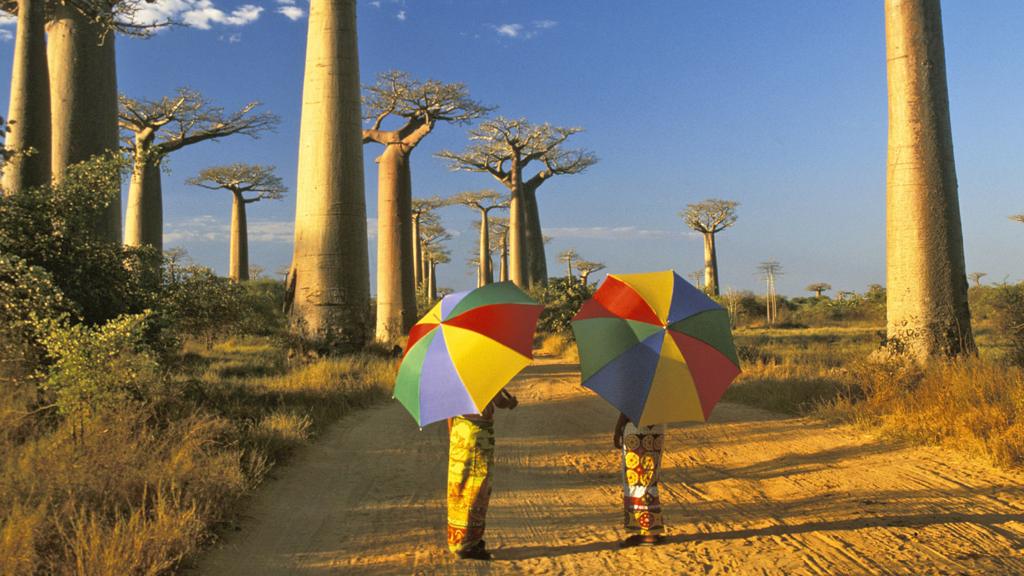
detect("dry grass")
[0,337,397,575]
[724,326,1024,468]
[536,332,579,363]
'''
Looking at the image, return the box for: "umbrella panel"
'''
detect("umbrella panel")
[669,330,742,419]
[581,331,664,424]
[572,317,662,381]
[609,271,675,323]
[444,303,542,358]
[667,273,722,323]
[668,309,740,367]
[638,331,705,425]
[442,324,531,412]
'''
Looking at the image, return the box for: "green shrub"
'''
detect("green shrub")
[530,276,594,335]
[990,283,1024,366]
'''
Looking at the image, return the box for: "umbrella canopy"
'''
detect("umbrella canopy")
[394,282,544,427]
[571,270,741,426]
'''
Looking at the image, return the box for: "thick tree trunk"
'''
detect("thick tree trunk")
[123,151,164,251]
[288,0,370,353]
[2,0,51,195]
[374,144,416,342]
[47,2,120,241]
[885,0,973,361]
[229,192,249,282]
[507,164,528,288]
[477,207,490,287]
[522,184,548,286]
[411,214,422,289]
[703,231,720,296]
[428,261,437,301]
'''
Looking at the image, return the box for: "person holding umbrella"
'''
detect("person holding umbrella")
[446,388,518,560]
[392,282,544,561]
[571,270,741,548]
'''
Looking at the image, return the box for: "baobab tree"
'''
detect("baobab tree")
[286,0,370,352]
[966,272,986,288]
[437,117,597,288]
[449,190,508,287]
[362,71,490,343]
[558,248,578,281]
[681,199,738,296]
[885,0,973,360]
[758,260,782,326]
[491,217,510,282]
[1011,214,1024,224]
[2,0,50,195]
[424,246,450,303]
[120,89,278,252]
[576,260,606,286]
[187,164,287,282]
[411,196,444,290]
[420,222,451,303]
[807,282,832,298]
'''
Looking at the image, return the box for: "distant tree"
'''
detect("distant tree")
[490,216,510,282]
[362,71,490,343]
[421,226,451,303]
[757,260,782,325]
[449,190,508,287]
[248,265,264,280]
[967,272,987,288]
[437,117,597,287]
[576,260,606,286]
[558,248,579,281]
[187,164,287,282]
[120,89,278,252]
[411,196,445,290]
[681,199,738,296]
[163,247,190,284]
[687,270,703,290]
[807,282,832,298]
[1011,214,1024,224]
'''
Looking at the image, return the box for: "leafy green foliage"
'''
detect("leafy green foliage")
[530,277,594,335]
[0,154,156,325]
[160,266,246,348]
[42,313,163,422]
[989,283,1024,366]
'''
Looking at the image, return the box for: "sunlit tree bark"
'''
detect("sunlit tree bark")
[2,0,50,195]
[449,190,508,287]
[681,199,738,297]
[885,0,974,360]
[287,0,370,353]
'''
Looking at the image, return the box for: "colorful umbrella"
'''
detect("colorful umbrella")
[571,270,741,426]
[394,282,544,427]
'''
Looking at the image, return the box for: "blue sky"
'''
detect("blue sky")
[2,1,1022,296]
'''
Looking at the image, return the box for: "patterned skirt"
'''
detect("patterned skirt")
[621,422,665,535]
[447,416,495,553]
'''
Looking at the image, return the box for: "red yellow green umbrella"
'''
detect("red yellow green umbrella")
[570,270,741,426]
[394,282,543,427]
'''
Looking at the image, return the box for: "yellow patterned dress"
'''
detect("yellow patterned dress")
[447,415,495,554]
[622,421,665,535]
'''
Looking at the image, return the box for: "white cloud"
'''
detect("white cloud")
[221,32,243,42]
[545,226,686,240]
[132,0,263,30]
[494,23,523,38]
[396,10,406,21]
[0,30,12,43]
[533,19,558,29]
[276,0,295,4]
[0,13,17,26]
[369,0,381,6]
[165,216,380,243]
[277,6,305,21]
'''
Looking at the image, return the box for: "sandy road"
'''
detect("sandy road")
[195,357,1024,575]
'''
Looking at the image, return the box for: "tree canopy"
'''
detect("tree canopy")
[681,199,739,234]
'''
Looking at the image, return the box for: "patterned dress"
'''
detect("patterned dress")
[447,415,495,554]
[622,421,665,536]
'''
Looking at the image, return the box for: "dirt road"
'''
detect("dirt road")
[195,357,1024,575]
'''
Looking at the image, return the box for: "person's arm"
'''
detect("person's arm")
[493,388,518,410]
[613,412,629,449]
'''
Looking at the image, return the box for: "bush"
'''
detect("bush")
[530,276,594,335]
[990,283,1024,366]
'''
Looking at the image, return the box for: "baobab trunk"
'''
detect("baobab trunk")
[411,214,422,289]
[47,2,120,241]
[229,192,249,282]
[499,234,508,283]
[522,185,548,286]
[374,144,416,342]
[477,208,491,287]
[288,0,370,352]
[507,164,528,288]
[885,0,973,361]
[428,261,437,301]
[703,232,720,296]
[2,0,51,195]
[124,155,163,251]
